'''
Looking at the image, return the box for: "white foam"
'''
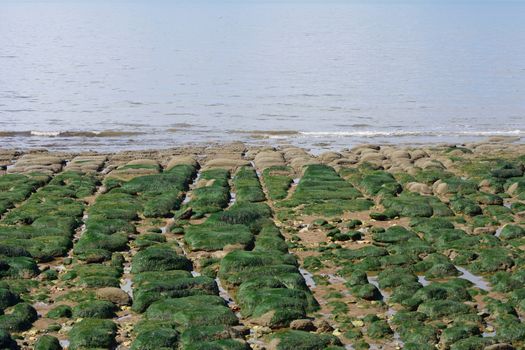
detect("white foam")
[30,130,61,137]
[299,129,523,138]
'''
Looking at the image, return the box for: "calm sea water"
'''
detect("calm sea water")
[1,0,524,151]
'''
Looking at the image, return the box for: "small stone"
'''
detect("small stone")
[230,325,250,337]
[351,320,364,327]
[290,319,315,331]
[313,319,333,333]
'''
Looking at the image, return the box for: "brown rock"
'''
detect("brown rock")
[313,319,333,333]
[484,344,515,350]
[96,287,131,306]
[290,319,315,331]
[406,182,432,195]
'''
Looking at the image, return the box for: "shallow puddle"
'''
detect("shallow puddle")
[117,314,132,322]
[320,273,347,284]
[456,266,491,291]
[368,275,389,300]
[120,278,133,298]
[228,192,236,206]
[299,268,317,288]
[215,277,236,307]
[417,275,430,286]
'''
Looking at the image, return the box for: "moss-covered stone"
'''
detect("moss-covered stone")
[130,328,179,350]
[46,305,72,319]
[268,330,342,350]
[132,275,219,313]
[72,300,117,319]
[35,335,62,350]
[69,319,117,350]
[0,329,18,350]
[0,303,37,332]
[131,245,192,273]
[144,295,238,329]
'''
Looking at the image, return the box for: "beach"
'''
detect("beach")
[1,139,525,349]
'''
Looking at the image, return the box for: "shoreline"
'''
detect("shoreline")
[0,129,522,154]
[1,137,524,168]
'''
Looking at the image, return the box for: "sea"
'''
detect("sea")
[1,0,524,152]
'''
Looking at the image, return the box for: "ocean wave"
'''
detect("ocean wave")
[229,130,301,136]
[0,130,145,138]
[299,130,524,138]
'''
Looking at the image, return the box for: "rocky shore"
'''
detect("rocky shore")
[1,139,525,350]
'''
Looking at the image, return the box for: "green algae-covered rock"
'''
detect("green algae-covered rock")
[47,305,72,319]
[372,225,417,244]
[184,338,249,350]
[440,323,480,348]
[378,267,418,289]
[425,262,460,279]
[335,245,388,260]
[397,321,438,345]
[132,275,219,313]
[367,319,393,338]
[493,314,525,342]
[499,224,525,240]
[359,171,401,196]
[131,245,192,273]
[262,166,293,201]
[72,300,117,319]
[0,329,17,350]
[185,222,254,252]
[469,248,514,273]
[236,287,312,327]
[69,319,117,350]
[74,264,122,288]
[450,197,482,216]
[351,284,382,301]
[417,300,474,320]
[35,335,62,350]
[144,295,238,329]
[179,325,233,346]
[0,303,37,332]
[268,330,342,350]
[130,328,179,350]
[0,289,19,313]
[449,336,492,350]
[0,256,39,279]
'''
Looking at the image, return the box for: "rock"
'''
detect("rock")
[360,153,385,164]
[351,320,364,328]
[433,181,449,195]
[318,152,342,163]
[290,319,316,331]
[230,325,250,337]
[96,287,131,306]
[484,344,515,350]
[314,319,334,332]
[204,158,250,170]
[507,182,519,196]
[406,182,433,195]
[390,150,411,159]
[473,227,496,235]
[166,156,197,169]
[176,207,193,220]
[410,149,428,160]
